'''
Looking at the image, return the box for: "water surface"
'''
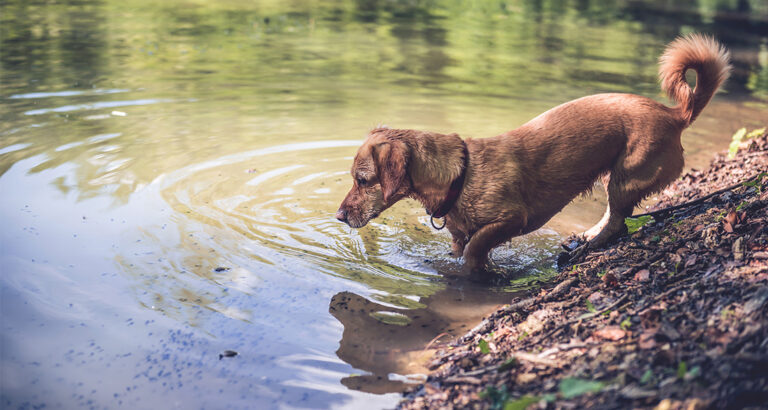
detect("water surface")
[1,0,767,408]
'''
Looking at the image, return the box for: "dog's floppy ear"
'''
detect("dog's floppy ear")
[372,140,408,202]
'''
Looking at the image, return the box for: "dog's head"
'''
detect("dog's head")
[336,129,410,228]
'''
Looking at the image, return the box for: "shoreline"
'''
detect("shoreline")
[399,128,768,409]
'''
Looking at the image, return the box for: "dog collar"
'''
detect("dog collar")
[428,141,469,223]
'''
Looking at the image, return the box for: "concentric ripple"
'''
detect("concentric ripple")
[156,140,459,298]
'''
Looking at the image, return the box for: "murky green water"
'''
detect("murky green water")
[1,0,766,408]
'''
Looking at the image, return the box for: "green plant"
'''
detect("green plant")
[677,361,687,379]
[586,299,597,313]
[620,317,632,330]
[728,128,747,158]
[743,172,767,193]
[729,127,766,158]
[478,338,491,354]
[625,215,654,234]
[503,396,539,410]
[559,377,605,399]
[479,385,510,410]
[640,369,653,384]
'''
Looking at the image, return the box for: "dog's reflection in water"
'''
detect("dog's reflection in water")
[328,278,520,394]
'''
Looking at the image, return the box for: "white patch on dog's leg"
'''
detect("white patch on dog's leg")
[582,204,611,241]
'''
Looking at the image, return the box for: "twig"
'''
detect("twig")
[632,172,764,219]
[512,351,558,367]
[537,342,592,357]
[543,277,578,302]
[451,349,562,380]
[622,252,665,277]
[459,318,492,343]
[631,277,698,314]
[502,297,535,313]
[422,332,452,354]
[537,294,629,342]
[443,375,483,385]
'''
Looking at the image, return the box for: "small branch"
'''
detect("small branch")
[459,318,492,343]
[502,297,535,313]
[632,172,764,219]
[537,342,591,358]
[512,351,559,367]
[543,277,578,302]
[537,294,629,342]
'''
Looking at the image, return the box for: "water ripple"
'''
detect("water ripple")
[8,89,130,99]
[24,98,174,115]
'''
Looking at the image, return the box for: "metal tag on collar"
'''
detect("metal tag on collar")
[430,215,447,230]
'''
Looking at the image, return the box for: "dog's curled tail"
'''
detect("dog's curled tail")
[659,34,731,126]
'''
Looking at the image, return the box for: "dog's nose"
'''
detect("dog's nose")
[335,209,348,223]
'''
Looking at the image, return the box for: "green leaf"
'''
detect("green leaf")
[728,127,747,158]
[586,299,597,313]
[688,366,701,380]
[640,369,653,384]
[745,127,765,139]
[480,386,510,410]
[620,317,632,330]
[478,338,491,354]
[504,395,539,410]
[624,215,654,234]
[559,377,605,399]
[677,361,687,379]
[743,172,768,193]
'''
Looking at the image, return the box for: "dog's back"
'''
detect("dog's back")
[478,35,731,234]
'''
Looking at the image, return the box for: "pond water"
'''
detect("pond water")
[1,0,766,408]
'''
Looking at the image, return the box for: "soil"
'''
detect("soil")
[398,130,768,409]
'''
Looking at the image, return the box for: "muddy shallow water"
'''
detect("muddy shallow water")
[1,0,767,408]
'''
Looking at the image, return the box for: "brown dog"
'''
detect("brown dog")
[336,34,731,273]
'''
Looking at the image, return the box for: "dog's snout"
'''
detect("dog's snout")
[335,209,348,223]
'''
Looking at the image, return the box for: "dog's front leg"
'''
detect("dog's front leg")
[447,225,466,257]
[462,218,525,274]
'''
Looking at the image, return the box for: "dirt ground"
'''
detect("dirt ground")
[399,130,768,410]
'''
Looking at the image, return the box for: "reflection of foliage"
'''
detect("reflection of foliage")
[1,0,767,204]
[747,42,768,100]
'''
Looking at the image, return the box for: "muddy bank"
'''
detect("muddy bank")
[399,129,768,409]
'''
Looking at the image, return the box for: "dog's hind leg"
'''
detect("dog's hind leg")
[588,142,684,249]
[582,175,612,241]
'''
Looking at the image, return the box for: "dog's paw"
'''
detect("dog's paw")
[560,234,586,252]
[450,242,465,258]
[569,243,590,262]
[557,243,591,269]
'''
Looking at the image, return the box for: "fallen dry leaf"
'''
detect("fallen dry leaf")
[594,326,626,341]
[685,255,698,268]
[639,331,657,349]
[634,269,651,282]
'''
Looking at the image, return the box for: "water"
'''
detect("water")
[1,0,766,408]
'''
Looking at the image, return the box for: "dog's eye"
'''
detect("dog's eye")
[356,177,367,187]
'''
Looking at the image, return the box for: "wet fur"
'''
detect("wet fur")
[337,34,731,273]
